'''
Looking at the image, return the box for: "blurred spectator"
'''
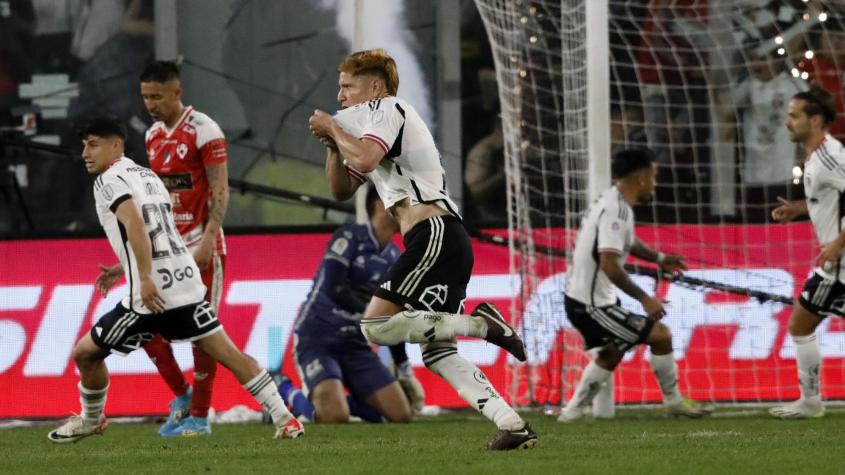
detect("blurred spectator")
[32,0,80,74]
[732,47,807,186]
[69,0,125,64]
[798,18,845,141]
[0,0,35,127]
[68,0,154,163]
[463,68,506,225]
[635,0,710,166]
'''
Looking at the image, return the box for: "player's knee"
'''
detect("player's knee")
[787,312,819,337]
[72,340,104,369]
[596,346,624,368]
[314,402,350,423]
[360,317,395,346]
[384,406,412,423]
[648,322,673,351]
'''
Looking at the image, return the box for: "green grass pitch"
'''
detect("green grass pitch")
[2,410,844,474]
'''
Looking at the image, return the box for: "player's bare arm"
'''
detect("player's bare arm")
[771,196,808,223]
[95,263,124,297]
[599,251,665,320]
[630,237,687,274]
[194,162,229,270]
[325,148,362,201]
[309,109,385,173]
[114,198,166,313]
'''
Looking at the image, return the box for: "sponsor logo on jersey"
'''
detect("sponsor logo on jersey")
[159,173,193,191]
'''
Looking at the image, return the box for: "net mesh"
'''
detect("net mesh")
[474,0,845,406]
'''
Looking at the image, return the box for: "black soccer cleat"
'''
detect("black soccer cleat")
[487,422,538,450]
[471,302,527,362]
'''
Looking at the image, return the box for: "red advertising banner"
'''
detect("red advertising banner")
[0,225,843,418]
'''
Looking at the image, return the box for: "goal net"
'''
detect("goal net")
[474,0,845,407]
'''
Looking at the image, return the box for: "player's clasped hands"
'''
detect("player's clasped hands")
[140,276,166,313]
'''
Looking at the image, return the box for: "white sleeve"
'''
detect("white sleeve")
[195,116,225,149]
[359,101,405,155]
[596,206,630,255]
[96,171,133,213]
[819,145,845,192]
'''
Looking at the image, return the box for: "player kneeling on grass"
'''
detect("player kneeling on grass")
[48,117,303,443]
[558,148,714,422]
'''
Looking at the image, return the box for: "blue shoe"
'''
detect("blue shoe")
[158,388,192,436]
[162,416,211,437]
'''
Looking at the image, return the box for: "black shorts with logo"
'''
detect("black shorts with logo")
[564,295,655,352]
[374,215,473,313]
[799,272,845,317]
[90,301,222,356]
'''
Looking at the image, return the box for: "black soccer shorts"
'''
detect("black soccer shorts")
[798,272,845,317]
[374,215,473,313]
[90,301,222,355]
[564,295,655,352]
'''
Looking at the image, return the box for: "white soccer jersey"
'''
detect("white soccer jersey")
[94,157,206,312]
[565,186,635,306]
[333,96,461,218]
[804,134,845,282]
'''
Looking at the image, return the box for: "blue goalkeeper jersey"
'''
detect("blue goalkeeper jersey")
[294,223,400,339]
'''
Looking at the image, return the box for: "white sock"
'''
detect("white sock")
[564,361,611,411]
[78,382,108,426]
[244,369,293,428]
[592,376,615,418]
[361,311,486,346]
[650,352,683,406]
[793,333,821,402]
[423,342,524,431]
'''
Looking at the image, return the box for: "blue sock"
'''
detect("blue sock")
[347,396,383,423]
[278,378,315,421]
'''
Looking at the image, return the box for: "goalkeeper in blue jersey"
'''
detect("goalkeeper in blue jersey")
[276,187,422,423]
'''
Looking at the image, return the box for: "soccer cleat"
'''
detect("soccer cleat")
[667,397,715,418]
[556,406,588,423]
[274,416,305,439]
[159,416,212,437]
[158,387,193,436]
[486,422,538,450]
[471,302,527,362]
[47,415,108,444]
[769,399,824,419]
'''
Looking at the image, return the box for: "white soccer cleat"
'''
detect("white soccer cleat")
[769,399,824,419]
[667,398,715,418]
[556,406,588,423]
[274,416,305,439]
[47,415,108,444]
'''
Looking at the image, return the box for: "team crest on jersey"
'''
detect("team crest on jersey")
[122,332,155,351]
[101,184,114,201]
[331,237,349,255]
[419,284,449,311]
[177,143,188,159]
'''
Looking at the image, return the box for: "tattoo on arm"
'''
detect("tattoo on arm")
[205,163,229,233]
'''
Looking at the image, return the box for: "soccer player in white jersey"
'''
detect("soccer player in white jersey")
[47,117,303,443]
[770,85,844,419]
[557,149,714,422]
[308,49,537,450]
